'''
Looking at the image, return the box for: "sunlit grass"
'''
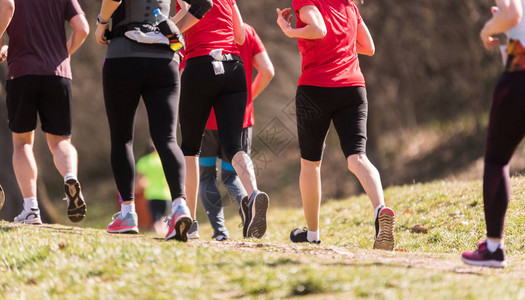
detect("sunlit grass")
[2,177,525,298]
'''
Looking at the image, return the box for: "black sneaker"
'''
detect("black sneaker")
[239,196,250,238]
[245,191,269,239]
[290,228,321,244]
[373,206,395,250]
[462,241,507,268]
[64,178,87,222]
[0,185,4,211]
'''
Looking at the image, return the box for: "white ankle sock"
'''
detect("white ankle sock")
[307,229,319,242]
[171,198,185,214]
[121,203,135,217]
[486,239,502,253]
[23,197,38,211]
[374,204,384,219]
[64,173,77,183]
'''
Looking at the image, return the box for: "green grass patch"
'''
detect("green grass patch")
[2,177,525,298]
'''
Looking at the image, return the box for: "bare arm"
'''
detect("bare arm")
[276,6,326,39]
[356,21,375,56]
[251,51,274,100]
[174,0,213,33]
[95,0,122,45]
[0,0,14,37]
[0,0,14,63]
[232,4,245,45]
[481,0,523,50]
[172,0,189,23]
[67,14,89,56]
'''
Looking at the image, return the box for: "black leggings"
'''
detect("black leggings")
[103,57,185,201]
[484,71,525,238]
[180,56,247,162]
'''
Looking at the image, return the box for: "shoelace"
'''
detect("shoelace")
[111,212,121,220]
[164,216,172,228]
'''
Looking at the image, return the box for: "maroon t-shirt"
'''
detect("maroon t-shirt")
[6,0,84,80]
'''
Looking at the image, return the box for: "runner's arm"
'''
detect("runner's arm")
[0,0,14,37]
[0,0,14,63]
[251,51,274,100]
[172,0,189,23]
[481,0,523,50]
[95,0,121,45]
[67,14,89,56]
[356,21,375,56]
[276,6,326,39]
[175,0,212,33]
[232,4,245,45]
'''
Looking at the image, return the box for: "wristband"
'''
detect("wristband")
[97,14,110,26]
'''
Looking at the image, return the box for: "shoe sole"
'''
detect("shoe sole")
[373,208,395,251]
[240,197,249,238]
[107,227,139,234]
[0,185,4,211]
[15,218,43,225]
[246,192,269,239]
[65,179,86,222]
[166,216,192,242]
[461,257,507,268]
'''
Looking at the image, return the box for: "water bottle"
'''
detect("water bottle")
[153,9,184,52]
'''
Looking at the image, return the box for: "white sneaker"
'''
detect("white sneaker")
[14,208,42,224]
[187,221,200,239]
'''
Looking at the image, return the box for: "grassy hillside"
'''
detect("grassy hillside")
[2,177,525,299]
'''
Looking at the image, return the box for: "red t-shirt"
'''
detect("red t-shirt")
[205,23,266,130]
[293,0,365,87]
[183,0,240,60]
[6,0,84,80]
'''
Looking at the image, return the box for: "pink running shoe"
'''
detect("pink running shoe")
[462,241,507,268]
[165,202,192,242]
[107,212,139,234]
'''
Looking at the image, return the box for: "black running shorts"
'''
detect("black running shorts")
[200,126,253,159]
[296,85,368,161]
[6,75,72,136]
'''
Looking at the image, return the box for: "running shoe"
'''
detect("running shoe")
[107,212,139,234]
[14,208,42,225]
[216,234,228,241]
[290,227,321,244]
[187,220,200,239]
[0,185,5,211]
[373,206,395,250]
[165,202,192,242]
[64,178,86,222]
[462,241,507,268]
[239,196,249,237]
[245,191,269,239]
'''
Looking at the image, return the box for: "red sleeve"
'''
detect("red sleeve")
[351,2,363,24]
[246,26,266,56]
[293,0,315,13]
[65,0,84,21]
[230,0,237,6]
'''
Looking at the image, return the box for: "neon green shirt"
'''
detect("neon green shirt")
[136,152,171,201]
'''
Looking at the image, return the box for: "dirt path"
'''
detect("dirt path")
[192,240,525,279]
[4,222,524,278]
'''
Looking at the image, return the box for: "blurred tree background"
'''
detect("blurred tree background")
[1,0,524,225]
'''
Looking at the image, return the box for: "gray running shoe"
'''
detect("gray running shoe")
[187,220,200,239]
[64,178,86,222]
[14,208,42,225]
[0,185,4,211]
[246,191,269,239]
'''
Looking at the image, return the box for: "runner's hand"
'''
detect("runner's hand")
[480,26,499,50]
[276,8,294,38]
[95,24,109,45]
[0,45,8,63]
